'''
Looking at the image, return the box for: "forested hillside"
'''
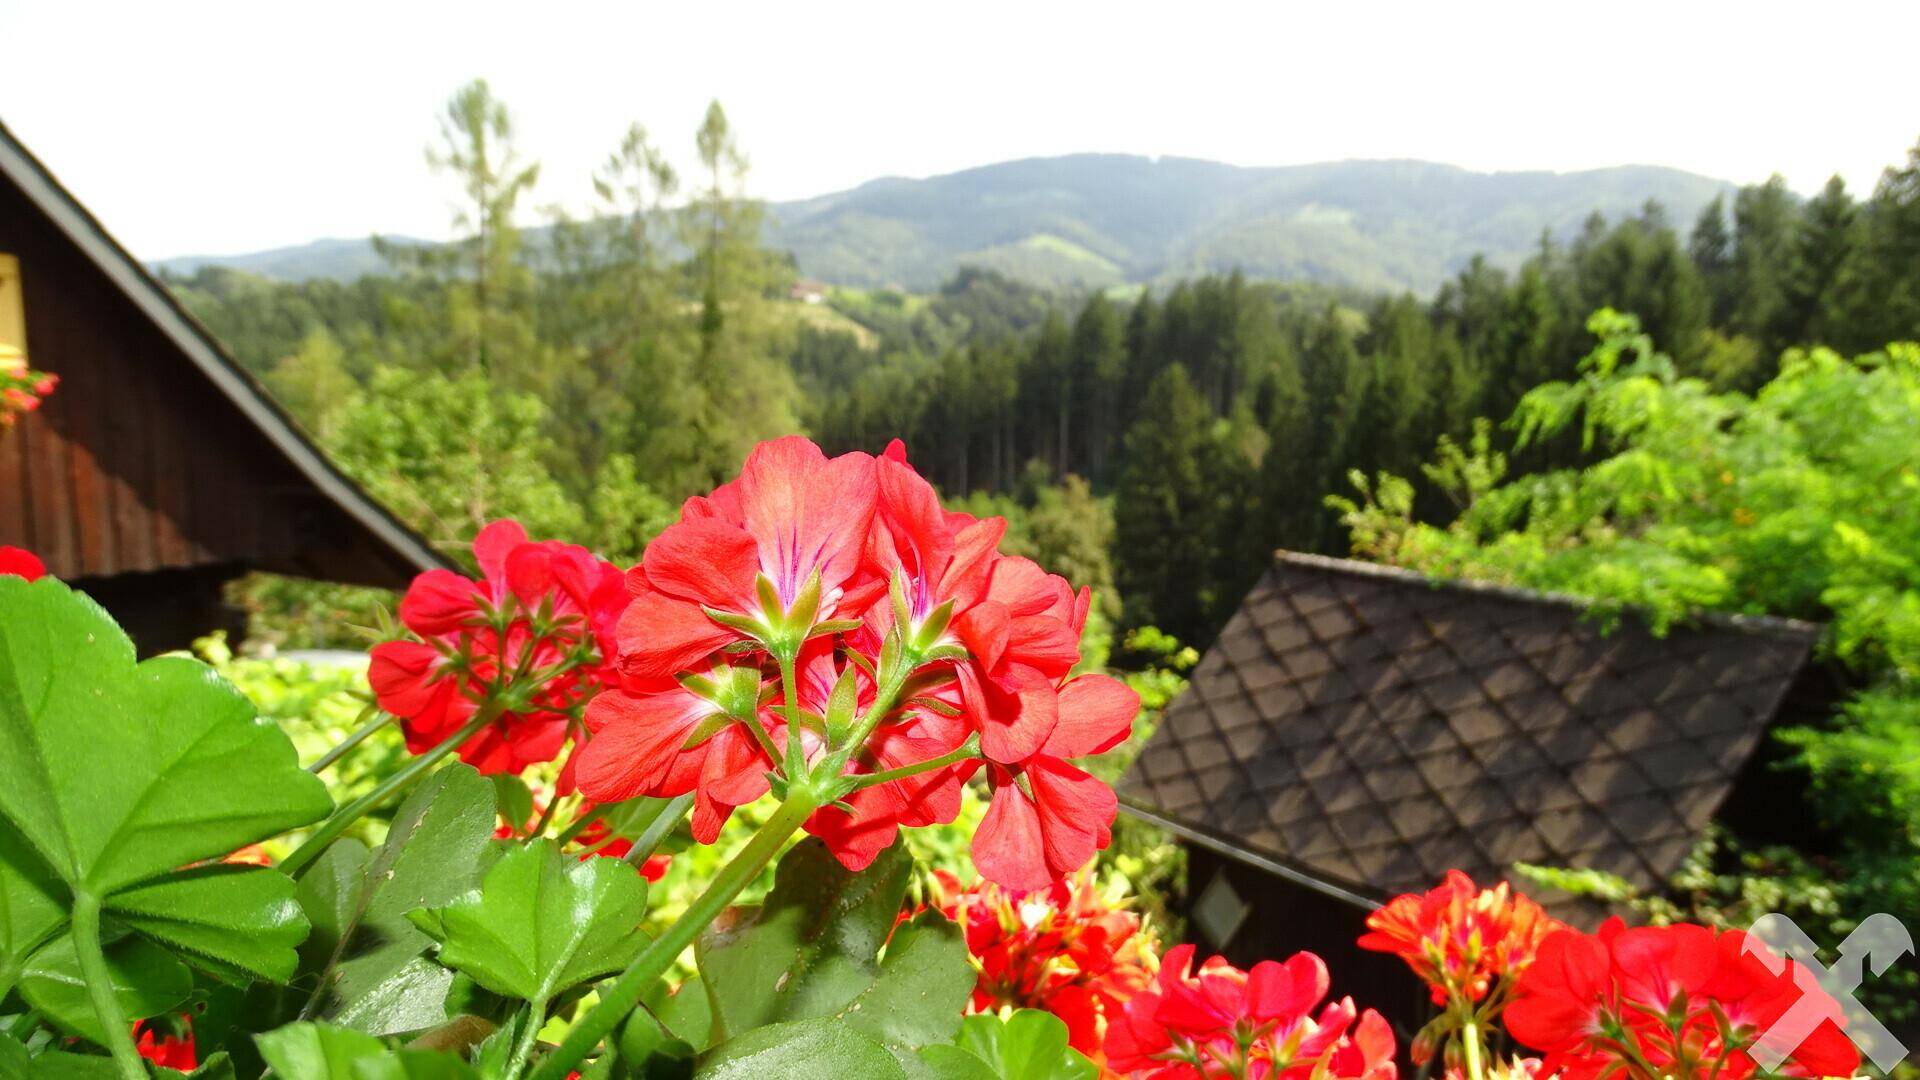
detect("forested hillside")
[162,81,1920,658]
[156,154,1735,293]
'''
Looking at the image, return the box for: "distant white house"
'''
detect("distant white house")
[789,279,828,304]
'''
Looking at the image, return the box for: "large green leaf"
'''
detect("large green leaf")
[0,577,332,897]
[695,838,913,1039]
[107,865,309,984]
[294,838,372,981]
[694,840,971,1076]
[0,822,64,992]
[306,764,500,1035]
[408,838,649,1006]
[18,931,192,1044]
[694,1017,905,1080]
[919,1012,1097,1080]
[837,913,971,1063]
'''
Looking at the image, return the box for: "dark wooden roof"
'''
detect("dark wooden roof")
[1120,553,1819,912]
[0,119,447,588]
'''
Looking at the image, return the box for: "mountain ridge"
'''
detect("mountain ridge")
[152,153,1737,294]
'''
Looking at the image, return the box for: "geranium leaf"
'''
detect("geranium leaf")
[694,1017,906,1080]
[408,838,650,1005]
[253,1021,389,1079]
[0,820,66,993]
[928,1012,1095,1080]
[0,577,332,898]
[695,838,972,1075]
[308,764,500,1035]
[19,931,192,1044]
[838,912,971,1065]
[695,838,912,1040]
[106,864,310,984]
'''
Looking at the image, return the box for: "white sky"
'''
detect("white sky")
[1,0,1915,260]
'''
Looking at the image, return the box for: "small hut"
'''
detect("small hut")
[1120,552,1825,1037]
[0,120,447,651]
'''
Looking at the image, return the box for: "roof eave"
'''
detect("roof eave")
[0,119,451,579]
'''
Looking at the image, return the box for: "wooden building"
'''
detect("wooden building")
[0,120,447,651]
[1120,552,1826,1043]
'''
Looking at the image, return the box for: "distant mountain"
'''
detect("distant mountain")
[156,235,428,282]
[152,155,1738,294]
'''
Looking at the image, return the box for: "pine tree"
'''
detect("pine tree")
[1690,195,1734,325]
[1783,176,1861,349]
[1728,176,1800,353]
[1114,365,1233,644]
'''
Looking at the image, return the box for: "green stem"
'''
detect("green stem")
[528,790,821,1080]
[308,705,391,774]
[817,649,917,782]
[623,793,695,867]
[1460,1016,1487,1080]
[525,792,561,839]
[849,734,980,789]
[505,999,547,1080]
[71,892,146,1080]
[280,703,500,877]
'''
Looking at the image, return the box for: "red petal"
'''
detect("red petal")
[472,519,529,583]
[396,569,480,636]
[614,587,735,680]
[642,517,760,609]
[1045,674,1140,758]
[972,782,1051,891]
[0,546,46,582]
[1028,756,1116,881]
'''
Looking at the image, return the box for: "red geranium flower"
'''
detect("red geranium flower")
[132,1016,196,1071]
[0,544,45,581]
[1358,870,1563,1007]
[1505,918,1861,1080]
[577,659,777,842]
[973,673,1138,891]
[369,520,626,775]
[929,869,1154,1060]
[1105,944,1397,1080]
[862,442,1084,764]
[617,436,879,680]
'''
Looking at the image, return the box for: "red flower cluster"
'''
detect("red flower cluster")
[1507,918,1861,1080]
[1105,944,1397,1080]
[0,545,45,581]
[0,353,57,429]
[132,1017,195,1071]
[577,437,1138,889]
[1359,870,1563,1008]
[371,521,626,775]
[930,869,1154,1060]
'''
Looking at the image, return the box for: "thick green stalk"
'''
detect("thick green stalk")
[1460,1016,1487,1080]
[70,891,146,1080]
[280,703,500,877]
[528,790,820,1080]
[307,705,391,775]
[505,999,547,1080]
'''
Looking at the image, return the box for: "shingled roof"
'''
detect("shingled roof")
[1119,552,1819,912]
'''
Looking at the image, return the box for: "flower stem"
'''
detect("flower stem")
[527,789,821,1080]
[505,998,547,1080]
[307,704,391,774]
[280,703,500,877]
[623,793,695,867]
[70,891,146,1080]
[849,734,980,789]
[1460,1016,1488,1080]
[552,803,605,848]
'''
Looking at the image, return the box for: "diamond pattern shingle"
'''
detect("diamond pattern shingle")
[1119,553,1818,911]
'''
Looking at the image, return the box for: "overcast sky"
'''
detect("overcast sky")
[2,0,1915,260]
